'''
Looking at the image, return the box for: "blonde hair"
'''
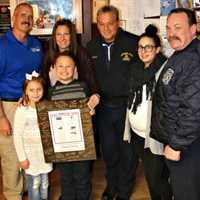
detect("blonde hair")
[21,76,45,106]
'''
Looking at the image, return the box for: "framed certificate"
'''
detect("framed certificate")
[10,0,83,34]
[48,109,85,153]
[36,98,96,162]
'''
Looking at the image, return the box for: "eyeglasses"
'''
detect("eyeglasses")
[138,45,156,52]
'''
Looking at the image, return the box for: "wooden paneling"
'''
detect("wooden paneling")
[81,0,92,46]
[0,0,9,5]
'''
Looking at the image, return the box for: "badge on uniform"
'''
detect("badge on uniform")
[162,68,174,85]
[121,52,133,62]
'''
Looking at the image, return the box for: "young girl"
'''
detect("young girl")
[13,71,52,200]
[48,51,99,200]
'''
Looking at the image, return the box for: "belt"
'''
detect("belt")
[1,98,19,102]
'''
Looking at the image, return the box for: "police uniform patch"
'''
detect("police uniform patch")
[92,55,98,59]
[162,68,174,85]
[121,52,133,62]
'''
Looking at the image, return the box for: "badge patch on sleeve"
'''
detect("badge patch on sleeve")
[162,68,174,85]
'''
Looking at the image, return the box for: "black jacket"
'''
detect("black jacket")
[87,28,138,105]
[151,38,200,151]
[127,53,166,113]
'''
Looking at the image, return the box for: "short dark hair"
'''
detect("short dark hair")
[14,2,33,15]
[52,51,77,66]
[168,8,196,26]
[97,5,119,21]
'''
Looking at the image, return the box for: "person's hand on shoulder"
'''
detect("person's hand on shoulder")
[49,66,58,86]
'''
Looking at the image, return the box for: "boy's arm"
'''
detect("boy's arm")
[87,94,100,115]
[13,108,27,162]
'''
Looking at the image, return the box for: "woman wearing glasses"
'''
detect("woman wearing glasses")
[124,25,172,200]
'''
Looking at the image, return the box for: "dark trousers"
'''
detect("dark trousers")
[97,104,137,199]
[132,133,172,200]
[57,160,91,200]
[166,137,200,200]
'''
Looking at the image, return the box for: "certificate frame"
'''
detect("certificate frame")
[36,98,96,162]
[9,0,83,34]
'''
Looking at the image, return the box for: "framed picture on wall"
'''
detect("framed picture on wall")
[0,5,11,34]
[9,0,83,35]
[176,0,193,8]
[92,0,109,23]
[195,9,200,32]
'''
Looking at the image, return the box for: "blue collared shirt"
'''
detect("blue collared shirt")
[0,29,43,99]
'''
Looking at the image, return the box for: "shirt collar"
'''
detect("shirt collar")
[6,29,32,47]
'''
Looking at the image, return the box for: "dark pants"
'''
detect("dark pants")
[132,133,172,200]
[97,104,137,199]
[57,160,91,200]
[166,137,200,200]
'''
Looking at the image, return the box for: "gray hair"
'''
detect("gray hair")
[97,5,119,21]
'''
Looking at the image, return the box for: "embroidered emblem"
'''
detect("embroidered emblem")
[162,68,174,85]
[92,55,98,59]
[31,47,40,52]
[121,52,133,62]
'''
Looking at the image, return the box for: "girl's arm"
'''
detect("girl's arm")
[13,107,28,167]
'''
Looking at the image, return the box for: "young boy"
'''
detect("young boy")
[48,51,98,200]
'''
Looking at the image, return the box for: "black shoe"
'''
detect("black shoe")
[101,191,115,200]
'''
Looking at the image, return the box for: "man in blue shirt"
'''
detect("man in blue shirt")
[0,3,43,199]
